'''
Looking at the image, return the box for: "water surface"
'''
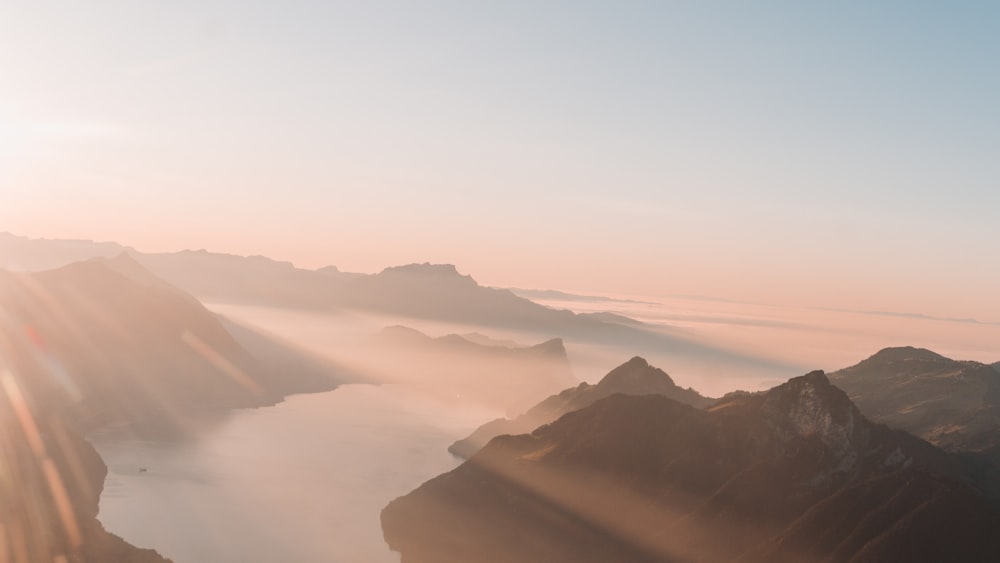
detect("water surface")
[91,384,495,563]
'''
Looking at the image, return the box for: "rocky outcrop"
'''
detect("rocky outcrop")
[449,356,712,458]
[384,370,1000,563]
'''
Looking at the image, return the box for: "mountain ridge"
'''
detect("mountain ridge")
[0,234,804,386]
[449,356,713,458]
[829,346,1000,459]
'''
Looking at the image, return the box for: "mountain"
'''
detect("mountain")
[0,257,345,428]
[0,415,170,562]
[829,347,1000,461]
[449,356,712,458]
[0,257,349,561]
[365,326,576,414]
[383,370,1000,563]
[0,232,127,271]
[0,235,801,385]
[138,249,338,308]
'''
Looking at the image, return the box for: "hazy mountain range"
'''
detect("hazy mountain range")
[0,252,590,561]
[4,232,999,562]
[0,233,802,383]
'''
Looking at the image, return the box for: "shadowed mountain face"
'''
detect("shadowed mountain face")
[449,356,712,458]
[383,369,1000,563]
[365,326,575,414]
[830,347,1000,461]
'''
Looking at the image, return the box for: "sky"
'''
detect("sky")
[1,1,998,320]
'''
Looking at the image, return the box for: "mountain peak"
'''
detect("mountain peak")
[760,370,860,455]
[375,325,431,344]
[864,346,949,364]
[597,356,676,390]
[763,370,846,410]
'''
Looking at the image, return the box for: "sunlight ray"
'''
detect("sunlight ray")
[182,331,263,396]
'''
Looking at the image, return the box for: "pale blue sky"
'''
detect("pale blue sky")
[1,1,997,317]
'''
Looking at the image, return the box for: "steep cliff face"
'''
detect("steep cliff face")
[384,370,1000,563]
[449,356,712,458]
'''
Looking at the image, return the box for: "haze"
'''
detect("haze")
[2,1,999,321]
[3,4,1000,563]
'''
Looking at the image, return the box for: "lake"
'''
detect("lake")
[90,383,497,563]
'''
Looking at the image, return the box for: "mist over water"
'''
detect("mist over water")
[92,384,497,563]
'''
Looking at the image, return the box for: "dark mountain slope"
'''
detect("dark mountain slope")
[383,370,1000,563]
[449,356,711,458]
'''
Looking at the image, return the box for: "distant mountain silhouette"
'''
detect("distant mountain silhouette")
[449,357,712,458]
[366,326,575,414]
[0,234,802,385]
[456,332,522,348]
[830,347,1000,464]
[383,368,1000,563]
[0,232,127,271]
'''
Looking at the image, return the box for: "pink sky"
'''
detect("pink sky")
[2,1,997,323]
